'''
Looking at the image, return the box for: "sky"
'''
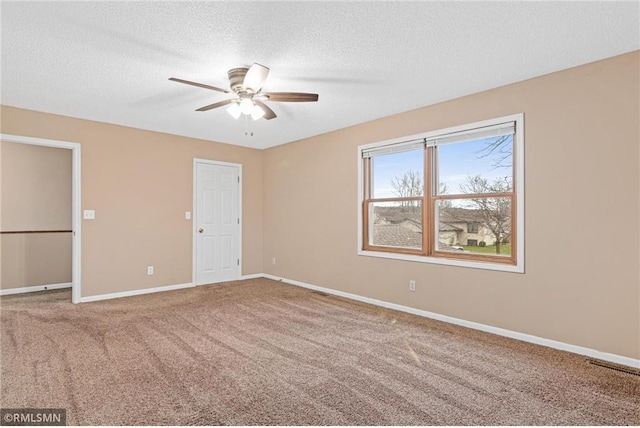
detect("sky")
[371,135,513,199]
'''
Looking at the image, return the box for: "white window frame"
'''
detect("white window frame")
[357,113,524,273]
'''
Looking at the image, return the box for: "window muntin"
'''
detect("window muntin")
[360,116,522,270]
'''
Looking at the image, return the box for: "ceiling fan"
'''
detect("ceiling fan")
[169,63,319,121]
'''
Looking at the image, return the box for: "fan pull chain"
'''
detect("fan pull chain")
[243,114,254,137]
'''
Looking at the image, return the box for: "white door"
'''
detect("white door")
[195,161,241,285]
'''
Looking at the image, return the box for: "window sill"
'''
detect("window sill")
[358,250,524,273]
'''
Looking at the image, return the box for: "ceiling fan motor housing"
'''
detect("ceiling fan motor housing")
[228,67,249,94]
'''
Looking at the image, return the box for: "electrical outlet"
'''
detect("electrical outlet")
[272,257,276,265]
[409,280,416,292]
[147,266,154,275]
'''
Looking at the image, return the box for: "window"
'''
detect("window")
[359,114,524,272]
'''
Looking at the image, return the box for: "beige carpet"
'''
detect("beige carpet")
[1,278,638,425]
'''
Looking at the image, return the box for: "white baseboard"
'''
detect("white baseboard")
[1,282,72,296]
[239,273,264,280]
[80,275,261,303]
[80,282,194,303]
[262,274,640,369]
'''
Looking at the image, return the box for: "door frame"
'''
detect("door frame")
[1,133,82,304]
[192,158,242,286]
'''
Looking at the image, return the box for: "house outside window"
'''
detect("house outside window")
[358,114,524,273]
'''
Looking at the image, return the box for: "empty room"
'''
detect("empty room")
[1,1,639,426]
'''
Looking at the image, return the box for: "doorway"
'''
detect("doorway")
[193,159,241,285]
[0,134,81,303]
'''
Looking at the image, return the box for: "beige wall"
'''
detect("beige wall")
[0,107,264,296]
[262,51,640,360]
[1,142,72,289]
[2,234,72,289]
[1,143,72,231]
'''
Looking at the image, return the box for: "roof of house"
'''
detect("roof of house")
[439,223,463,232]
[372,224,422,249]
[374,207,421,224]
[438,207,486,223]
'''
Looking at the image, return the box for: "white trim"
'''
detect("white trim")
[261,274,640,369]
[356,113,525,273]
[515,115,525,272]
[79,282,194,303]
[0,134,82,303]
[357,250,524,273]
[192,159,243,286]
[240,273,264,280]
[1,282,72,296]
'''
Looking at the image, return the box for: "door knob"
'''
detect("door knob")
[198,228,204,233]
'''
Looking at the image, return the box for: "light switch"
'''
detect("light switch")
[83,210,95,220]
[185,211,191,220]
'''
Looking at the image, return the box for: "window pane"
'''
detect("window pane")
[435,198,511,257]
[371,149,424,199]
[369,201,422,250]
[437,135,513,195]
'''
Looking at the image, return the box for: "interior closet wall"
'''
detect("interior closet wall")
[1,141,72,290]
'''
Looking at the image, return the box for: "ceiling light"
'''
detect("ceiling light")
[227,102,241,119]
[251,104,265,121]
[239,98,254,115]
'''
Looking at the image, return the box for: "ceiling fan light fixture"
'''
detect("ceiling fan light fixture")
[170,62,318,122]
[251,104,265,121]
[227,102,241,119]
[239,98,254,115]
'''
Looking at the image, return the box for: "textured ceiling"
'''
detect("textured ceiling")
[1,1,638,149]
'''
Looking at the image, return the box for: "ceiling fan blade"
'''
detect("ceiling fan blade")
[243,63,270,93]
[254,100,277,120]
[196,99,234,112]
[169,77,229,93]
[263,92,319,102]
